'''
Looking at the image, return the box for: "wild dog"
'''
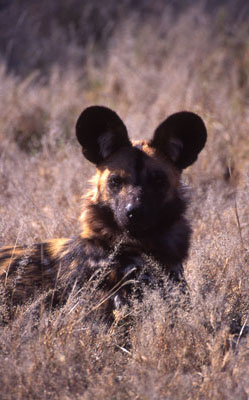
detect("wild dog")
[0,106,207,317]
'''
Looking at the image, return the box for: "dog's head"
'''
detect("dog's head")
[76,106,207,238]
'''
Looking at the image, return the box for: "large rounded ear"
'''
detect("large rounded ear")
[76,106,131,164]
[150,111,207,169]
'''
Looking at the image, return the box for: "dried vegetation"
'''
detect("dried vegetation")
[0,1,249,399]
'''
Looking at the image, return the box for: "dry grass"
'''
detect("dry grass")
[0,1,249,399]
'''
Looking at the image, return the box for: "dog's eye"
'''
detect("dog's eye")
[108,175,124,191]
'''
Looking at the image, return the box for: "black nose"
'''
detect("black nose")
[126,203,140,221]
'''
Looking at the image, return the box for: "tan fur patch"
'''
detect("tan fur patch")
[46,238,70,259]
[0,247,28,277]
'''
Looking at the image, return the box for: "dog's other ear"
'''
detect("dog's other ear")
[151,111,207,169]
[76,106,131,164]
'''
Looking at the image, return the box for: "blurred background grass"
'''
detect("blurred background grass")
[0,1,249,399]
